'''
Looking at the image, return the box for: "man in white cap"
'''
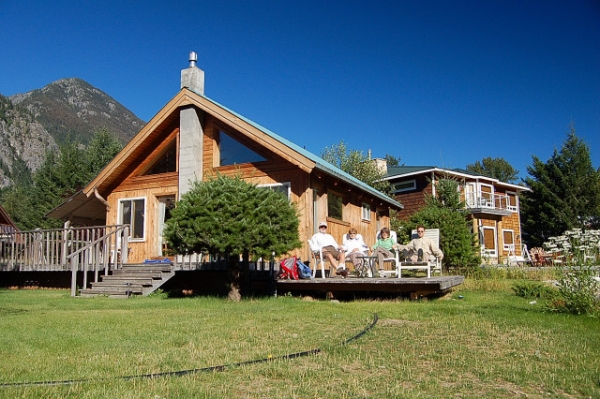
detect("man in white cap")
[311,221,348,277]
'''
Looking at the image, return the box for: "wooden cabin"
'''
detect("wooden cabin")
[382,165,531,265]
[48,53,403,264]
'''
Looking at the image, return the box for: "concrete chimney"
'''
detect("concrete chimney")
[180,51,204,95]
[179,52,204,195]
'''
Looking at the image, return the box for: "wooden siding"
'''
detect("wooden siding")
[390,171,527,262]
[94,102,394,264]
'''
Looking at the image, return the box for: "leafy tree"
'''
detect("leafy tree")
[384,154,402,167]
[163,174,302,300]
[321,140,391,194]
[397,177,481,272]
[521,125,600,247]
[466,157,519,183]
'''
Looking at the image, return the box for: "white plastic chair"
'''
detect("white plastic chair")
[308,237,328,279]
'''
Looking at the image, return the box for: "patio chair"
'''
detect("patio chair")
[395,229,442,278]
[308,237,329,279]
[374,230,398,277]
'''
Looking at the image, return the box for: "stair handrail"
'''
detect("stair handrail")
[68,225,130,297]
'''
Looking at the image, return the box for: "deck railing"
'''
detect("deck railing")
[0,225,129,273]
[464,191,514,212]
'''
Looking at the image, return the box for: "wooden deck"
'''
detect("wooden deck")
[275,275,464,300]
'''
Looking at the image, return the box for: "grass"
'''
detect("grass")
[0,280,599,399]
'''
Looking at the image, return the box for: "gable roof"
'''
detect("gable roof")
[384,165,531,192]
[0,203,19,234]
[48,88,401,222]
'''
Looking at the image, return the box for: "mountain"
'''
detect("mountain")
[0,78,145,187]
[9,78,145,145]
[0,95,58,188]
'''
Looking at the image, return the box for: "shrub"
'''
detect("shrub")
[512,281,558,300]
[549,267,600,315]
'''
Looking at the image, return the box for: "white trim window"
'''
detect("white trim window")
[392,179,416,193]
[258,182,291,200]
[506,191,518,212]
[502,229,515,251]
[361,203,371,221]
[119,198,146,241]
[481,226,497,257]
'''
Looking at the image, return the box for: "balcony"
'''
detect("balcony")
[464,191,513,217]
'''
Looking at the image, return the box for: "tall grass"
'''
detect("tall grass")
[0,285,599,398]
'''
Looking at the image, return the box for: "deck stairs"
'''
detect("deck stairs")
[79,262,175,298]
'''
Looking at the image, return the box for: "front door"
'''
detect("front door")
[156,196,176,256]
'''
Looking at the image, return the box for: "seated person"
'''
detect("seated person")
[372,227,397,271]
[342,228,369,270]
[311,221,348,277]
[398,225,444,263]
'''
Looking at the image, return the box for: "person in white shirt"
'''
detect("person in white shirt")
[311,221,348,277]
[342,227,369,270]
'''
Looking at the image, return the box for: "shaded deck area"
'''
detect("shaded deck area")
[275,275,465,300]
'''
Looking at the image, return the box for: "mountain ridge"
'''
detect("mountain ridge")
[0,78,145,187]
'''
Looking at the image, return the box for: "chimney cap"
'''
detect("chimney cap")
[188,51,197,67]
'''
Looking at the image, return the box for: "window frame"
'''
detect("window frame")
[216,129,266,167]
[361,203,371,221]
[506,191,518,212]
[502,229,515,251]
[327,191,344,221]
[392,179,417,193]
[481,226,497,257]
[118,197,146,242]
[257,182,291,200]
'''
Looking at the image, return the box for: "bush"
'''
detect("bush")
[512,281,558,300]
[549,268,600,315]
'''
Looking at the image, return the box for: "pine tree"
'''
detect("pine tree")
[521,125,600,246]
[163,174,302,300]
[399,178,481,271]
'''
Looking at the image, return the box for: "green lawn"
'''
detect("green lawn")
[0,281,599,399]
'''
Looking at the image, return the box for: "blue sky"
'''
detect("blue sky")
[1,0,599,180]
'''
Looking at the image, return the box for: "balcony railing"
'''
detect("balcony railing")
[464,191,515,213]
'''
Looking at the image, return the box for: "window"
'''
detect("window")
[258,182,291,200]
[481,226,497,257]
[506,191,518,212]
[218,130,266,166]
[327,192,343,220]
[361,203,371,221]
[503,229,515,251]
[144,141,177,175]
[392,179,416,193]
[119,198,145,240]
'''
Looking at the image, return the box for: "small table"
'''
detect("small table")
[356,255,378,278]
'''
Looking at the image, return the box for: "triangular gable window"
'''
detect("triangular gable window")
[144,141,177,175]
[219,130,266,166]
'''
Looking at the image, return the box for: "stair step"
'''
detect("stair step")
[101,276,154,285]
[110,271,165,278]
[80,263,175,298]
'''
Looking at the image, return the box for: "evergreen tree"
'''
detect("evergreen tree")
[85,127,123,178]
[398,178,481,272]
[163,174,302,300]
[521,125,600,246]
[0,128,123,230]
